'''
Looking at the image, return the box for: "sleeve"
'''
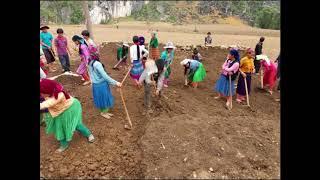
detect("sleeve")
[154,38,158,48]
[54,38,58,47]
[138,70,147,84]
[222,60,227,69]
[94,62,118,85]
[40,67,46,79]
[130,46,134,63]
[40,93,63,110]
[142,47,149,57]
[160,51,166,60]
[225,62,240,73]
[81,45,90,61]
[156,71,165,91]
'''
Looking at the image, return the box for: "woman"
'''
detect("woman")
[72,35,91,86]
[258,55,277,95]
[214,49,240,110]
[40,79,94,153]
[236,48,255,103]
[88,57,122,119]
[160,42,176,87]
[149,31,160,60]
[129,36,149,85]
[181,59,206,88]
[116,42,129,69]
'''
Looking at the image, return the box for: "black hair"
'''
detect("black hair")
[207,32,211,35]
[72,35,88,55]
[56,28,64,34]
[133,36,139,43]
[81,30,90,37]
[184,62,191,75]
[193,48,198,54]
[260,37,265,42]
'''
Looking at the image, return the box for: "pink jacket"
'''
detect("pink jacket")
[221,59,240,76]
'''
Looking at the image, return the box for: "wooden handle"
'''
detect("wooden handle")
[119,89,132,128]
[244,76,250,106]
[229,75,232,109]
[113,58,124,68]
[121,67,132,85]
[260,69,264,89]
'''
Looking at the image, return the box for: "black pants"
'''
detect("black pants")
[254,59,261,73]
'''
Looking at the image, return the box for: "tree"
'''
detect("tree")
[82,1,94,40]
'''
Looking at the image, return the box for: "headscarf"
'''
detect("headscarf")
[139,36,145,46]
[229,49,240,62]
[40,79,70,100]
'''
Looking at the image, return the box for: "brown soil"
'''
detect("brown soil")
[40,43,280,179]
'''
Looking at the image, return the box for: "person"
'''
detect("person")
[40,25,56,72]
[138,59,158,114]
[54,28,72,73]
[254,37,265,74]
[81,30,99,60]
[180,59,206,88]
[160,42,176,87]
[116,42,129,69]
[40,44,48,75]
[236,48,255,103]
[154,59,166,97]
[214,49,240,110]
[258,55,277,95]
[40,79,95,153]
[138,36,145,48]
[205,32,212,46]
[129,36,149,85]
[88,55,122,119]
[72,35,91,86]
[192,48,202,62]
[149,31,160,60]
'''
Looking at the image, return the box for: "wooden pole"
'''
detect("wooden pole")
[260,68,264,89]
[229,75,233,110]
[119,89,132,129]
[121,67,132,85]
[244,75,250,107]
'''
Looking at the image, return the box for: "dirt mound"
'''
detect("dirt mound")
[41,42,280,179]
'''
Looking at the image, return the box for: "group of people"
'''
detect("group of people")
[40,26,280,152]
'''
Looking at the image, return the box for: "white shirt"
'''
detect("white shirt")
[130,44,149,63]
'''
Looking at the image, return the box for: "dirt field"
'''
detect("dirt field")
[47,22,280,58]
[40,43,280,179]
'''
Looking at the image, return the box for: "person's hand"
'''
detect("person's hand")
[252,69,256,74]
[155,90,160,96]
[130,64,134,68]
[151,81,156,86]
[242,72,246,78]
[116,82,122,88]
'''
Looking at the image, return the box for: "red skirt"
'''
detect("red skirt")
[150,47,160,60]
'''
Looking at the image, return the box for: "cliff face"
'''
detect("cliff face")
[90,1,148,24]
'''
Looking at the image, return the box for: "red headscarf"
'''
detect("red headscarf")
[40,79,70,99]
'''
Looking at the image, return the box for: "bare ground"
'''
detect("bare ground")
[40,43,280,179]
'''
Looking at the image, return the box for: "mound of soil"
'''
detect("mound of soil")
[41,42,280,179]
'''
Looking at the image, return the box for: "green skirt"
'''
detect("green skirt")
[188,63,206,82]
[45,98,83,142]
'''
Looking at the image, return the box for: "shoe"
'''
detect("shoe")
[225,101,232,110]
[214,96,221,99]
[88,134,95,143]
[55,146,68,153]
[100,112,111,119]
[236,99,242,103]
[82,81,91,86]
[164,84,168,88]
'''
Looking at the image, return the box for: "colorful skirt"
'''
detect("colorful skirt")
[214,74,235,96]
[92,81,114,109]
[236,73,252,96]
[76,59,88,75]
[188,63,206,82]
[130,60,144,80]
[150,47,160,60]
[45,98,83,142]
[263,67,277,89]
[43,48,55,64]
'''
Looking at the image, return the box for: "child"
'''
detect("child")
[214,49,240,110]
[72,35,91,86]
[116,42,129,69]
[129,36,149,85]
[138,59,158,114]
[254,37,265,74]
[40,79,95,153]
[160,42,176,87]
[180,59,206,88]
[192,48,202,62]
[40,25,56,72]
[149,31,160,60]
[205,32,212,46]
[81,30,100,60]
[257,55,277,95]
[54,28,72,73]
[236,48,255,103]
[88,56,122,119]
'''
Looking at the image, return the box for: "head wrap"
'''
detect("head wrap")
[40,79,70,100]
[139,36,145,45]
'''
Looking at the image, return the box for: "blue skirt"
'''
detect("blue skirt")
[92,81,114,109]
[214,74,235,96]
[130,60,144,80]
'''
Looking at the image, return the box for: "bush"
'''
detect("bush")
[255,6,280,29]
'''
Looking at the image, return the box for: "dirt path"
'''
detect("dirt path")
[40,43,280,179]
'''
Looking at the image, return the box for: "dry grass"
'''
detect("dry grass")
[48,21,280,58]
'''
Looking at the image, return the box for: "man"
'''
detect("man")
[40,25,56,72]
[254,37,265,74]
[205,32,212,46]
